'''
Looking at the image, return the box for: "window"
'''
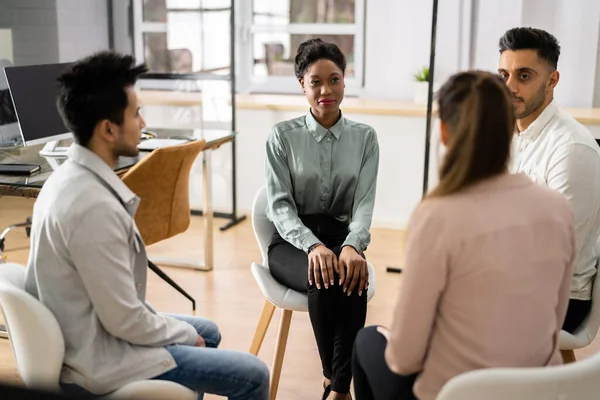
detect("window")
[132,0,365,93]
[240,0,364,93]
[133,0,231,75]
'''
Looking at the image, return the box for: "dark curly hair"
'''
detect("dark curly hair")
[56,51,148,147]
[294,38,346,79]
[499,27,561,70]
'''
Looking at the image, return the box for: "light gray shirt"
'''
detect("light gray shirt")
[265,111,379,253]
[25,144,198,395]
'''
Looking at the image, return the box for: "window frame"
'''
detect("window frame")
[238,0,365,94]
[132,0,366,94]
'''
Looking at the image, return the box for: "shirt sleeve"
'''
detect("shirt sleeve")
[343,128,379,252]
[384,202,448,375]
[68,206,198,347]
[265,128,321,252]
[546,143,600,272]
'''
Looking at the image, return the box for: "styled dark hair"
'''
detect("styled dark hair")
[429,71,515,198]
[294,38,346,79]
[499,27,561,70]
[56,51,148,148]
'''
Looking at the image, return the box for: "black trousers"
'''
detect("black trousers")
[352,326,418,400]
[562,299,592,333]
[268,215,368,394]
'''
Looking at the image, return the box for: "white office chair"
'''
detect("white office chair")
[248,186,377,400]
[559,244,600,362]
[0,263,196,400]
[435,349,600,400]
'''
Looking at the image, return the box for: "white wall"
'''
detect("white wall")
[56,0,110,62]
[469,0,600,108]
[0,0,60,66]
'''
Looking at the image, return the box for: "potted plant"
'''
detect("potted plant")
[413,66,430,105]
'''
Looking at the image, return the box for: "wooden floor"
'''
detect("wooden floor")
[0,195,598,399]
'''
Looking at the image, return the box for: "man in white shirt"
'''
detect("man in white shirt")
[25,51,269,399]
[498,27,600,333]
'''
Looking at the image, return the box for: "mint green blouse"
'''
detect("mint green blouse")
[265,110,379,253]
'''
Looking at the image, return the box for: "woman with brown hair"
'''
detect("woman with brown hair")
[351,70,576,400]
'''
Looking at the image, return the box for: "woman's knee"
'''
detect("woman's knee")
[355,326,380,351]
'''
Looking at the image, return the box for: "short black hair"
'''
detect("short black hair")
[294,38,346,79]
[56,51,148,148]
[499,27,561,70]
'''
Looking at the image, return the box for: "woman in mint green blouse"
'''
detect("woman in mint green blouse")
[265,38,379,400]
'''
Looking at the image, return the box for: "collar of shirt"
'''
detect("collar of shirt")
[67,143,140,216]
[305,109,344,142]
[518,99,559,143]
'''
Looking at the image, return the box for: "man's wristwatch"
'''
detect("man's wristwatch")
[308,243,323,254]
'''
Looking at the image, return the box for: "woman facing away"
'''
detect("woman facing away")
[352,71,576,400]
[265,39,379,400]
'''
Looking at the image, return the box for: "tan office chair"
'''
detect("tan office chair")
[121,139,207,310]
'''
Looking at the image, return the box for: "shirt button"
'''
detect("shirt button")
[326,137,331,142]
[323,162,329,168]
[136,283,143,291]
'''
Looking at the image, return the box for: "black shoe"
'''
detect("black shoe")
[322,384,332,400]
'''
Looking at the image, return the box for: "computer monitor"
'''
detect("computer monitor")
[0,59,20,147]
[4,62,73,157]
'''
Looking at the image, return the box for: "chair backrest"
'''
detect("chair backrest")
[0,263,64,391]
[435,350,600,400]
[580,263,600,342]
[251,186,276,265]
[121,139,207,246]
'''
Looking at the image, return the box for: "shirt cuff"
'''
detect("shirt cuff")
[342,234,364,253]
[300,232,322,253]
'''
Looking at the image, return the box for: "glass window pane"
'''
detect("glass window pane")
[166,11,203,71]
[253,0,354,25]
[143,0,167,22]
[166,0,229,9]
[143,32,170,72]
[143,11,230,74]
[253,33,354,77]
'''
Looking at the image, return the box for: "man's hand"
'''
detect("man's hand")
[308,245,338,289]
[339,246,368,296]
[195,335,206,347]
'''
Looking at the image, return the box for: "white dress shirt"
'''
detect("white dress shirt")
[510,100,600,300]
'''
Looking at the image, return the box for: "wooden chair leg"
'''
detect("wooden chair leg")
[270,309,292,400]
[250,300,276,355]
[561,349,576,364]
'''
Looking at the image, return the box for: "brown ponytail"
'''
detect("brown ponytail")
[428,71,515,198]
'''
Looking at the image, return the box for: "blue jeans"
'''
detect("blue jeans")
[62,314,269,400]
[154,314,269,400]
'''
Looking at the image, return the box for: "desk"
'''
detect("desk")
[0,128,235,271]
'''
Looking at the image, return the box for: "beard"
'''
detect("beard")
[513,83,547,120]
[114,137,139,158]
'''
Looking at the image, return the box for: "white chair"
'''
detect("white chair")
[559,250,600,362]
[435,349,600,400]
[248,186,377,400]
[0,263,196,400]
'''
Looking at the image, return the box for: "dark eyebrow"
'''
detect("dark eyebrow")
[498,67,538,75]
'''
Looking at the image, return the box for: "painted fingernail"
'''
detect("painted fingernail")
[359,291,362,296]
[339,279,343,285]
[325,283,329,289]
[330,279,334,286]
[317,284,321,289]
